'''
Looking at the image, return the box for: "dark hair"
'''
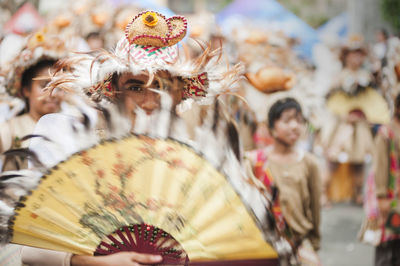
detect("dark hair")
[21,59,56,90]
[267,97,302,129]
[111,72,120,91]
[379,28,389,40]
[395,93,400,109]
[86,31,102,41]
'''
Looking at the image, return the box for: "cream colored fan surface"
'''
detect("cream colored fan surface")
[326,88,390,124]
[11,135,277,263]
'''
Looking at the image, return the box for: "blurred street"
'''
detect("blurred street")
[320,203,374,266]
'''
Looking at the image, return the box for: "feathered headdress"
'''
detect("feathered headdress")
[45,10,243,105]
[0,29,68,97]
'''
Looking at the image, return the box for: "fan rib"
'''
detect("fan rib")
[116,229,132,249]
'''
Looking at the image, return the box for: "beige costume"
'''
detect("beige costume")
[323,64,378,203]
[322,116,374,164]
[0,114,36,171]
[246,149,321,250]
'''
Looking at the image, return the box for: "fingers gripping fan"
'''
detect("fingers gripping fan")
[10,135,278,265]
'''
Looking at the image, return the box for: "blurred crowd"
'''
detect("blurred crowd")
[0,0,400,265]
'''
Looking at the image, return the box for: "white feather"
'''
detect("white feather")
[0,200,13,216]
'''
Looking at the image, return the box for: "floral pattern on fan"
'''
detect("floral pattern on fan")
[95,223,189,265]
[78,137,191,241]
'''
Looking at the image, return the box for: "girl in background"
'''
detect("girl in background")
[247,97,321,264]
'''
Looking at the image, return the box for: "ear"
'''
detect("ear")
[22,86,31,98]
[268,127,275,137]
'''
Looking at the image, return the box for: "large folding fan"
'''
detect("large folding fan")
[7,134,279,265]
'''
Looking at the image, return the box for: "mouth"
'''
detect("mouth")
[288,133,300,142]
[43,100,60,108]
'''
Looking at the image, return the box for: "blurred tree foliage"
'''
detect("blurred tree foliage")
[278,0,333,28]
[382,0,400,33]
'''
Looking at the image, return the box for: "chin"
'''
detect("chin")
[42,107,60,115]
[286,138,299,146]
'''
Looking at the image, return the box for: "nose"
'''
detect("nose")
[140,89,160,115]
[289,119,301,131]
[50,87,64,98]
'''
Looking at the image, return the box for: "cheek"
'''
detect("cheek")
[273,121,288,136]
[170,90,182,107]
[123,94,138,113]
[29,85,44,103]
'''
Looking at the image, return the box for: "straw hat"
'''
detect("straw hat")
[1,29,68,97]
[126,11,187,47]
[245,66,295,94]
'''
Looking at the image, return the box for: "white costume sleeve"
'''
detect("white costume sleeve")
[28,108,99,169]
[21,246,72,266]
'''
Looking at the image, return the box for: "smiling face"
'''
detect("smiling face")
[114,71,184,122]
[271,108,304,146]
[23,66,63,120]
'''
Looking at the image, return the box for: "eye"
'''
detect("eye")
[127,86,143,92]
[281,116,291,123]
[39,81,48,88]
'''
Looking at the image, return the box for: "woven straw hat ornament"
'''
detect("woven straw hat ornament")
[126,11,187,47]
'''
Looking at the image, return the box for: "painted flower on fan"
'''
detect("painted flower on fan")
[109,184,119,193]
[169,159,184,169]
[146,198,159,211]
[81,152,93,166]
[125,167,133,178]
[166,146,176,152]
[112,163,123,176]
[97,169,105,178]
[108,194,127,209]
[142,11,158,27]
[127,193,136,202]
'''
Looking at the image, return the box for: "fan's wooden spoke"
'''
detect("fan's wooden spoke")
[124,226,137,247]
[156,237,175,251]
[133,225,142,250]
[94,248,111,255]
[106,234,127,251]
[98,241,121,253]
[152,229,165,246]
[116,228,133,249]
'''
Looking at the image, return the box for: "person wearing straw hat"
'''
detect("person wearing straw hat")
[0,29,67,266]
[322,35,389,204]
[0,29,66,172]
